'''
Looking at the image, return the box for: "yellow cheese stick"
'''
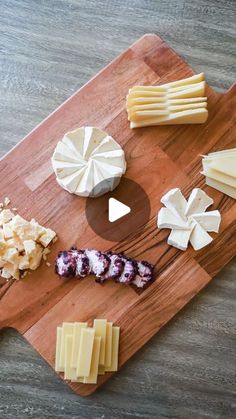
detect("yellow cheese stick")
[64,335,78,380]
[127,94,207,109]
[71,322,87,369]
[105,327,120,372]
[129,103,207,121]
[93,319,107,366]
[127,90,167,99]
[76,327,95,377]
[130,108,208,128]
[168,82,206,99]
[59,322,74,372]
[129,73,205,92]
[83,336,101,384]
[128,99,207,113]
[127,82,205,102]
[126,96,167,108]
[104,322,113,369]
[55,327,62,372]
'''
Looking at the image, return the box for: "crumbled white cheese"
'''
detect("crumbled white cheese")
[4,197,11,206]
[0,209,56,280]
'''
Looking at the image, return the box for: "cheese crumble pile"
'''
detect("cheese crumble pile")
[0,203,56,280]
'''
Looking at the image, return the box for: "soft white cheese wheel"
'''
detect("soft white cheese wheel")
[51,127,126,197]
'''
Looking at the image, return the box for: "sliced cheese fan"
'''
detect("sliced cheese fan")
[126,73,208,128]
[157,187,221,251]
[52,127,126,197]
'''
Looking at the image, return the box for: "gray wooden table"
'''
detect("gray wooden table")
[0,1,235,418]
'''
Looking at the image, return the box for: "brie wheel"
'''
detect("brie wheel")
[52,127,126,197]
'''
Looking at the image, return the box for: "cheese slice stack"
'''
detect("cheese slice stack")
[201,149,236,199]
[55,320,120,385]
[52,127,126,197]
[126,73,208,128]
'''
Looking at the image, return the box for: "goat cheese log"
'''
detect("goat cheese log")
[55,248,154,289]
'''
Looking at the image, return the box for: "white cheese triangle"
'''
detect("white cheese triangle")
[191,210,221,233]
[167,227,193,251]
[190,221,213,250]
[185,188,213,216]
[157,207,190,230]
[161,188,187,221]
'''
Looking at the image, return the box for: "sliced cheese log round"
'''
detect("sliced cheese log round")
[132,261,154,289]
[52,127,126,197]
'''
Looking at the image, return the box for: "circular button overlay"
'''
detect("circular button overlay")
[85,177,151,242]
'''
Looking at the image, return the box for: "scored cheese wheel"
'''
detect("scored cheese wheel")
[52,127,126,197]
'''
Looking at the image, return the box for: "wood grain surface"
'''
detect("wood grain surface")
[0,1,235,418]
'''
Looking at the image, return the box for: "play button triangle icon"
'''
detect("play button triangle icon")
[108,197,131,222]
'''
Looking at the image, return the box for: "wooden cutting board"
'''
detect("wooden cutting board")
[0,34,235,396]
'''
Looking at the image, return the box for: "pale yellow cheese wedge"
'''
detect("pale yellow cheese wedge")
[83,336,101,384]
[205,177,236,199]
[59,322,74,372]
[105,326,120,372]
[76,327,95,377]
[64,335,78,380]
[104,322,113,369]
[71,322,87,369]
[93,319,107,366]
[130,108,208,128]
[55,327,62,372]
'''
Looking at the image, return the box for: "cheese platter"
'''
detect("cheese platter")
[0,34,235,396]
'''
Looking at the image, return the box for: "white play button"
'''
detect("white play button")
[108,197,131,222]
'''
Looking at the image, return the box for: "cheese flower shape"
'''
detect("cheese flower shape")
[157,188,221,251]
[52,127,126,197]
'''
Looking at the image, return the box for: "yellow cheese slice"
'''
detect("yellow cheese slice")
[65,335,78,380]
[168,82,206,99]
[55,326,62,372]
[76,327,95,377]
[164,72,205,88]
[210,157,236,178]
[59,322,74,372]
[71,322,87,369]
[207,148,236,157]
[202,166,236,188]
[104,322,113,368]
[129,103,207,121]
[105,326,120,372]
[129,73,204,92]
[93,319,107,366]
[83,336,101,384]
[205,177,236,199]
[130,108,208,128]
